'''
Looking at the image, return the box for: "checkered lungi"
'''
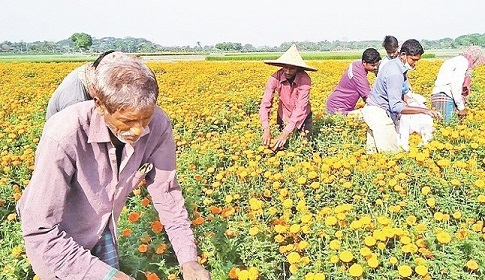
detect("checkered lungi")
[431,92,455,124]
[91,225,120,269]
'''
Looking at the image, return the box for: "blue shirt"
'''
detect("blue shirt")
[367,57,407,120]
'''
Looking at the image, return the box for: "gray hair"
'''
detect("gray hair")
[93,55,159,113]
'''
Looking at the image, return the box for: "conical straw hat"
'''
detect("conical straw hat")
[264,44,317,71]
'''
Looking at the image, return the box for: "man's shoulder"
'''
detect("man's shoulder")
[149,107,172,130]
[43,101,95,141]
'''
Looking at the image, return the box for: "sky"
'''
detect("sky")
[1,0,484,47]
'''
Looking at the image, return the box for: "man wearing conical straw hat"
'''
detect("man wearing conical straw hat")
[259,44,317,150]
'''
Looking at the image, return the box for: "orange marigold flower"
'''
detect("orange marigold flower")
[221,207,235,218]
[228,267,240,279]
[151,220,164,233]
[145,271,160,280]
[128,212,140,223]
[155,243,167,254]
[138,244,148,253]
[210,205,222,214]
[192,217,205,226]
[121,228,132,237]
[141,197,150,207]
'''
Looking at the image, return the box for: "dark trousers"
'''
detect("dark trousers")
[277,112,313,141]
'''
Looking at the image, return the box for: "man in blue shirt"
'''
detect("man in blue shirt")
[361,39,441,153]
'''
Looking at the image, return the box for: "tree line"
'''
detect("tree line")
[1,32,484,54]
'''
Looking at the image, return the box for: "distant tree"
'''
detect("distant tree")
[215,42,243,52]
[70,32,93,52]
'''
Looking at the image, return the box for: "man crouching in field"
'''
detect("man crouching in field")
[17,56,211,280]
[259,44,317,150]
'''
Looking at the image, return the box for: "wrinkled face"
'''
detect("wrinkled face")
[100,104,155,144]
[402,53,422,69]
[282,65,299,80]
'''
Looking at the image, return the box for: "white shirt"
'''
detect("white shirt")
[432,55,468,110]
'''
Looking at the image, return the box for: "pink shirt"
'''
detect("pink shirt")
[326,60,370,114]
[259,68,312,132]
[17,101,197,279]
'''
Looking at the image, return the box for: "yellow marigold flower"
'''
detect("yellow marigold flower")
[248,267,259,280]
[274,234,285,243]
[7,213,17,221]
[310,182,320,189]
[389,256,398,265]
[400,236,411,245]
[360,215,372,225]
[300,256,310,265]
[406,215,417,225]
[415,265,428,276]
[471,222,483,232]
[248,226,259,236]
[450,179,460,186]
[433,212,444,221]
[414,257,427,266]
[377,242,386,250]
[360,246,372,257]
[426,197,436,208]
[301,213,312,223]
[377,216,391,225]
[339,250,354,263]
[415,223,428,233]
[297,176,307,185]
[302,225,311,234]
[282,198,293,208]
[237,269,249,280]
[308,171,318,179]
[330,255,339,264]
[342,181,352,189]
[437,159,451,167]
[11,246,23,258]
[325,216,338,226]
[298,240,309,250]
[287,252,301,264]
[313,272,325,280]
[305,272,315,280]
[466,260,479,271]
[398,265,413,277]
[421,186,431,195]
[364,236,376,246]
[335,230,343,239]
[350,220,362,230]
[274,224,287,234]
[348,264,363,277]
[336,212,346,220]
[290,224,301,234]
[436,231,452,244]
[329,239,341,250]
[477,195,485,203]
[289,264,298,274]
[474,179,485,188]
[368,257,379,268]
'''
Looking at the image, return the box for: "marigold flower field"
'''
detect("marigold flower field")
[0,59,485,279]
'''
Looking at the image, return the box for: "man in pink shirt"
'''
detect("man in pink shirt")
[326,48,381,115]
[259,44,317,149]
[17,56,210,279]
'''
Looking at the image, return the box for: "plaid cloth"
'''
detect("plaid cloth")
[91,225,120,270]
[431,92,456,124]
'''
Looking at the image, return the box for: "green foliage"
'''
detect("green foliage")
[70,32,93,51]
